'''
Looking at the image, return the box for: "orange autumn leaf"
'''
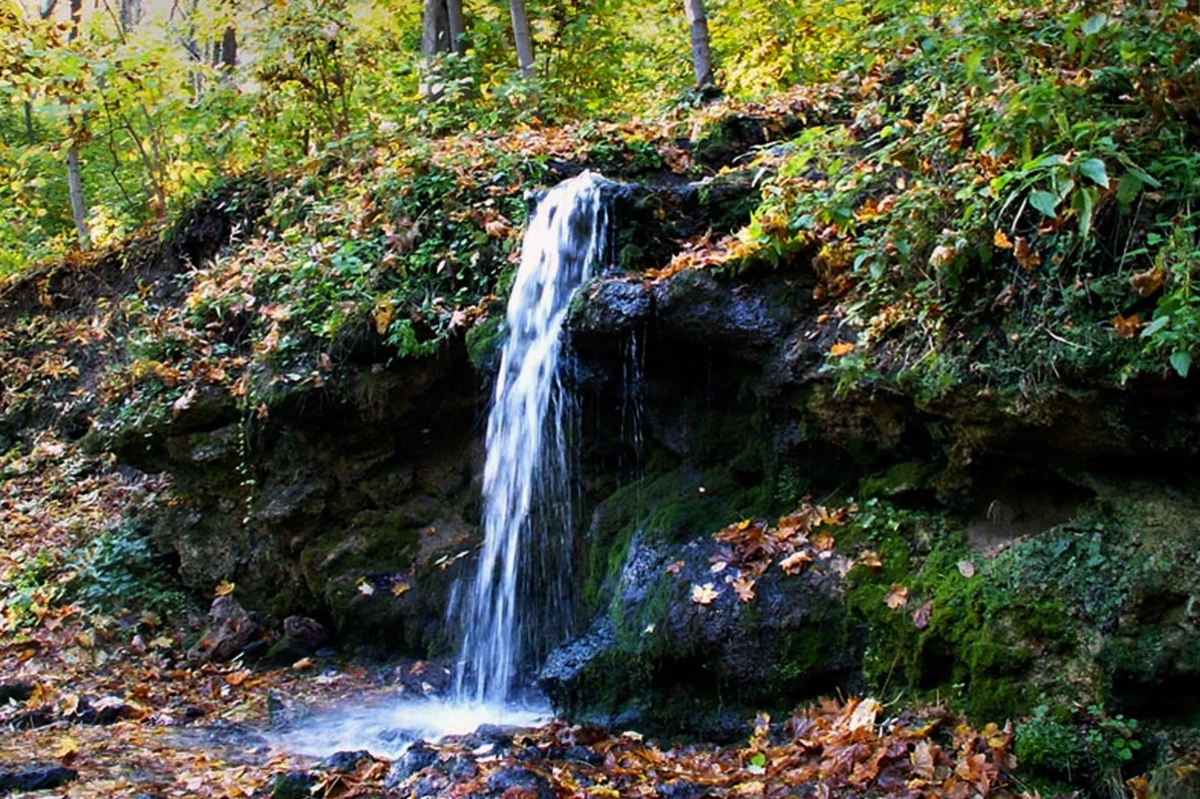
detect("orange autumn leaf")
[812,532,836,551]
[993,229,1014,249]
[292,657,314,670]
[665,560,685,575]
[214,580,236,597]
[1111,314,1141,338]
[884,584,909,610]
[829,341,855,357]
[53,735,80,766]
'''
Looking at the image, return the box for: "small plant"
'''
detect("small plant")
[69,519,194,620]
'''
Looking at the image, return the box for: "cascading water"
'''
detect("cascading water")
[455,171,609,707]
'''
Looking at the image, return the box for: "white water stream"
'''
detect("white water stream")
[272,173,609,758]
[455,171,609,707]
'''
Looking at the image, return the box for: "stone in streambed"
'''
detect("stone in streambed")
[0,764,78,793]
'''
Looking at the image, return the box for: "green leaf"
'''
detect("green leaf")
[1170,351,1191,378]
[1082,13,1107,36]
[1078,158,1109,188]
[1141,315,1170,338]
[1117,172,1143,205]
[1073,187,1095,240]
[1029,189,1059,218]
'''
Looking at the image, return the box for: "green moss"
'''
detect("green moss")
[582,462,763,614]
[465,315,507,372]
[299,523,422,613]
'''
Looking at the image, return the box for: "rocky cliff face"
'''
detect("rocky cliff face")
[7,170,1200,782]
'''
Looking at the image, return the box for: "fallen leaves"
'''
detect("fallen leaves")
[884,584,910,609]
[1112,313,1141,338]
[691,583,720,605]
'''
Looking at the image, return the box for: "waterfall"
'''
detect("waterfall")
[456,171,609,706]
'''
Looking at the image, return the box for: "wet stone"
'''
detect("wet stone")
[386,741,438,786]
[267,770,317,799]
[319,750,371,773]
[0,764,78,793]
[484,765,554,799]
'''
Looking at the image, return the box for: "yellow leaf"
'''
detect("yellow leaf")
[993,229,1014,249]
[829,341,855,357]
[53,735,79,765]
[214,580,236,597]
[373,296,394,335]
[292,657,314,670]
[691,583,719,605]
[391,581,411,597]
[357,579,375,596]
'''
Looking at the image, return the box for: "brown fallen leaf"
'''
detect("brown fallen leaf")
[214,580,236,597]
[292,657,314,670]
[779,550,813,575]
[1131,267,1164,298]
[53,735,80,766]
[857,550,883,571]
[666,560,685,575]
[993,229,1014,249]
[884,584,909,610]
[1013,236,1041,271]
[957,560,976,578]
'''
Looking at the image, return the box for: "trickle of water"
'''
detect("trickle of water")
[455,171,610,707]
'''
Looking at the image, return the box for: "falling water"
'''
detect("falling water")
[456,171,609,707]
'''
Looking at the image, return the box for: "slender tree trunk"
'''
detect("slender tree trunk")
[446,0,465,56]
[67,0,89,250]
[23,102,35,145]
[683,0,715,89]
[509,0,534,78]
[119,0,134,32]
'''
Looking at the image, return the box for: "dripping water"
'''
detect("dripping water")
[454,171,610,708]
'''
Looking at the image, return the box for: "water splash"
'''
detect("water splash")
[456,171,609,706]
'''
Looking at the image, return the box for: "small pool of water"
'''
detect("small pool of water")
[271,697,553,759]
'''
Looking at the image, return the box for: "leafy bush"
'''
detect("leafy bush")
[69,520,194,620]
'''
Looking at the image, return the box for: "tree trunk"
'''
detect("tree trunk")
[446,0,465,56]
[220,25,237,70]
[119,0,134,32]
[421,0,449,56]
[683,0,715,89]
[24,102,35,145]
[509,0,535,78]
[67,0,89,250]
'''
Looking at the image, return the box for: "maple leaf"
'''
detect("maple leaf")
[812,532,836,552]
[691,583,719,605]
[732,575,756,603]
[884,584,909,610]
[993,229,1014,249]
[214,580,236,597]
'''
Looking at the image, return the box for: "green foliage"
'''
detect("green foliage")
[68,519,194,619]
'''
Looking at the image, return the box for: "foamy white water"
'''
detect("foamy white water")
[272,697,551,759]
[456,171,609,706]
